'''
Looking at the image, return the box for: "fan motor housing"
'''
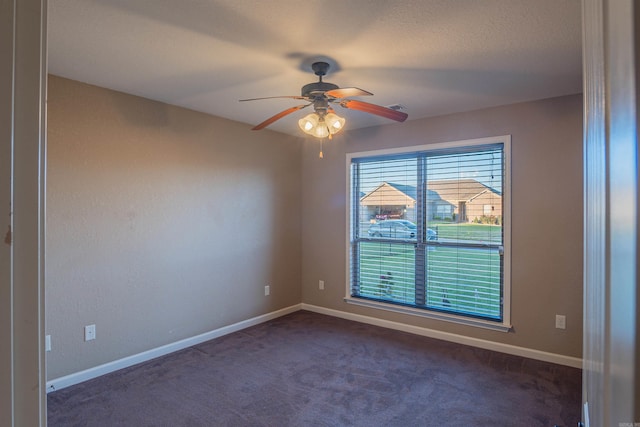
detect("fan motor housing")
[301,81,339,98]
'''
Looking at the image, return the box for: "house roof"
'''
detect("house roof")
[360,179,500,206]
[360,182,416,206]
[427,179,502,203]
[386,183,417,200]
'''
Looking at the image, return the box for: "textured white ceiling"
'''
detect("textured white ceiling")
[48,0,582,135]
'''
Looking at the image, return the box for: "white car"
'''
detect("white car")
[367,220,437,241]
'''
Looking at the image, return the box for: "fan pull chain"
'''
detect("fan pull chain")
[319,139,324,159]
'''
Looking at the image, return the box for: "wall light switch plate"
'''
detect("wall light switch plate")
[264,285,270,296]
[85,324,96,341]
[45,335,51,352]
[319,280,325,290]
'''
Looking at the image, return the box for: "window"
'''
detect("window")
[347,136,511,331]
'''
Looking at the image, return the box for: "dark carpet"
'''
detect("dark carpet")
[47,310,582,426]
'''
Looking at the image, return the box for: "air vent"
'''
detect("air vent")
[387,104,406,111]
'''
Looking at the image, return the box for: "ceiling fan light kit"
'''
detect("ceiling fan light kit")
[298,112,345,139]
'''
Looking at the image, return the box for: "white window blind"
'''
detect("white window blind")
[349,139,508,324]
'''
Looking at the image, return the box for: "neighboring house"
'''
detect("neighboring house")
[359,182,451,223]
[360,179,502,223]
[428,179,502,223]
[360,182,415,222]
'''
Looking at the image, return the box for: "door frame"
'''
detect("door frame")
[0,0,48,425]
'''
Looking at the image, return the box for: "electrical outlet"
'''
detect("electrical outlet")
[84,324,96,341]
[319,280,325,290]
[45,335,51,352]
[264,285,270,296]
[555,315,566,329]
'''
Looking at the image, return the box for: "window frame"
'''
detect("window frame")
[345,135,512,332]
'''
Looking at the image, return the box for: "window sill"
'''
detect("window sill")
[344,297,512,333]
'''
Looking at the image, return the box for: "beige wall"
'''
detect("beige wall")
[46,77,582,380]
[46,76,302,379]
[301,94,583,358]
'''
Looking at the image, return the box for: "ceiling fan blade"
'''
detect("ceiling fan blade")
[325,87,373,99]
[339,99,408,122]
[251,104,310,130]
[240,95,306,102]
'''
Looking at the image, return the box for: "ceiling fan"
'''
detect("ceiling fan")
[239,61,408,138]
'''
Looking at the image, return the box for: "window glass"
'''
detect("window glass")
[349,140,508,324]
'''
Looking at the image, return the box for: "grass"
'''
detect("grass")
[357,241,501,319]
[428,222,502,243]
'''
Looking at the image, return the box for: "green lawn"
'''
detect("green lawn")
[428,222,502,243]
[357,241,501,319]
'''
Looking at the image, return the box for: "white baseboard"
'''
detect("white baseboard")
[47,301,581,393]
[301,303,583,369]
[46,304,302,393]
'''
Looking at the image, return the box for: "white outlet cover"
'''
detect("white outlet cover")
[555,315,566,329]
